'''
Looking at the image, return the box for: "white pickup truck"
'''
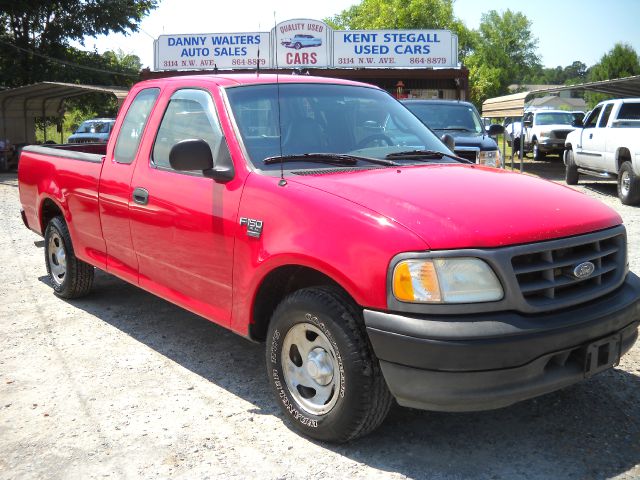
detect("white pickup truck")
[564,98,640,205]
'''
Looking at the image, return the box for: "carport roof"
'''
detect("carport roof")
[0,82,129,108]
[481,74,640,118]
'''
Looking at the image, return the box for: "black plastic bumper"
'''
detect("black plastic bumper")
[364,273,640,412]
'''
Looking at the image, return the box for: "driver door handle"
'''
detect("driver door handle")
[132,187,149,205]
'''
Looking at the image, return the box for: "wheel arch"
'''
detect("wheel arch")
[616,147,632,171]
[39,196,64,233]
[250,264,355,342]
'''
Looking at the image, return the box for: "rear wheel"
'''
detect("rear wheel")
[44,216,94,298]
[565,150,579,185]
[618,161,640,205]
[265,287,392,443]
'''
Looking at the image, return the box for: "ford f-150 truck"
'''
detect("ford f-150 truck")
[564,98,640,205]
[18,75,640,443]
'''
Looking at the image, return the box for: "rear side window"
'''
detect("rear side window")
[618,103,640,120]
[152,89,223,169]
[114,88,160,164]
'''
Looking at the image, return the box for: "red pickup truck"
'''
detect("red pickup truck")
[18,74,640,443]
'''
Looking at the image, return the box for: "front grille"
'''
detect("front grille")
[552,130,572,140]
[511,230,625,309]
[454,150,478,162]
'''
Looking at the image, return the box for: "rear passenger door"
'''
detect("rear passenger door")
[128,87,240,327]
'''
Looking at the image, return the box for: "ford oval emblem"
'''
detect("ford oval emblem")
[573,261,595,279]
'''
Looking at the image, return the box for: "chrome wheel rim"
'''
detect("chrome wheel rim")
[47,231,66,286]
[621,171,631,196]
[281,322,340,416]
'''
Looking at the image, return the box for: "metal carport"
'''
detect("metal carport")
[0,82,129,146]
[481,74,640,171]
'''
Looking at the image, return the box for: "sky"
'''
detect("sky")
[78,0,640,70]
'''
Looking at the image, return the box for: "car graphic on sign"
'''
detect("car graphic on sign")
[281,34,322,49]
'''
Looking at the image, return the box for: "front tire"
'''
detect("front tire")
[618,161,640,205]
[265,287,392,443]
[44,216,94,298]
[565,149,579,185]
[532,139,545,161]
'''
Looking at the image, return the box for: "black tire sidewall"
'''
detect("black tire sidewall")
[265,290,370,442]
[44,217,75,297]
[565,150,579,185]
[618,161,640,205]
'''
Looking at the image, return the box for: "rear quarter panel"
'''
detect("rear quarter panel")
[18,149,106,268]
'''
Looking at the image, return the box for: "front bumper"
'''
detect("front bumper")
[365,273,640,412]
[538,138,566,152]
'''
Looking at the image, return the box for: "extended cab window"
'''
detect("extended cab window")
[152,89,223,170]
[114,88,160,164]
[598,104,614,128]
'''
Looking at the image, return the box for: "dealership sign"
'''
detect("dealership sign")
[154,19,458,71]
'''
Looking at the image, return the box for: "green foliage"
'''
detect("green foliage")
[465,9,539,107]
[523,61,587,85]
[325,0,475,59]
[585,43,640,107]
[0,0,156,88]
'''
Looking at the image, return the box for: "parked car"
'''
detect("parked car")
[403,99,504,167]
[67,118,115,144]
[565,98,640,204]
[281,34,322,49]
[18,74,640,442]
[521,110,575,160]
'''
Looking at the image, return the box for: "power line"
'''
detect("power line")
[0,39,138,78]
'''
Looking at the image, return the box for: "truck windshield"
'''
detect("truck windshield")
[225,83,447,170]
[404,103,483,134]
[535,112,574,125]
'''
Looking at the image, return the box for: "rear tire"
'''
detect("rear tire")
[618,161,640,205]
[44,216,94,298]
[565,150,579,185]
[265,287,392,443]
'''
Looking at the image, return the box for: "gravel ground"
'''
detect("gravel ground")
[1,166,639,480]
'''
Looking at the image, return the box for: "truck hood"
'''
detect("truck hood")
[288,164,621,250]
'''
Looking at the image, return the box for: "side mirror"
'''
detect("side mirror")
[523,120,533,128]
[169,138,234,183]
[571,118,583,127]
[440,133,455,152]
[487,124,504,136]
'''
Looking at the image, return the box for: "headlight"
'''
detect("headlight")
[478,149,501,168]
[539,130,551,138]
[392,257,503,303]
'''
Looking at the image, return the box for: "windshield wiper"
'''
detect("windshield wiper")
[385,149,473,164]
[263,153,399,167]
[438,127,473,132]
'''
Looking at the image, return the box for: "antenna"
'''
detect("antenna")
[274,12,286,186]
[256,23,261,77]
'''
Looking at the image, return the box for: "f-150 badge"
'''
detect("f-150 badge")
[239,217,263,238]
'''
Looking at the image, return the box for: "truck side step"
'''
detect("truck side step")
[577,168,615,179]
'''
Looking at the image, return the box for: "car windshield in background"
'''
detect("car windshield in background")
[225,83,449,171]
[536,112,574,125]
[75,121,112,134]
[403,103,483,134]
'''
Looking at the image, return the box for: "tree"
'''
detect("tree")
[0,0,157,87]
[585,43,640,107]
[464,9,539,106]
[325,0,476,59]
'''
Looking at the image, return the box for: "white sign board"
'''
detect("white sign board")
[333,30,457,68]
[155,32,269,70]
[271,19,329,68]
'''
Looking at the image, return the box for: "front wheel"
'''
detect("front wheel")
[265,287,392,443]
[618,161,640,205]
[532,139,545,161]
[565,150,579,185]
[44,216,94,298]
